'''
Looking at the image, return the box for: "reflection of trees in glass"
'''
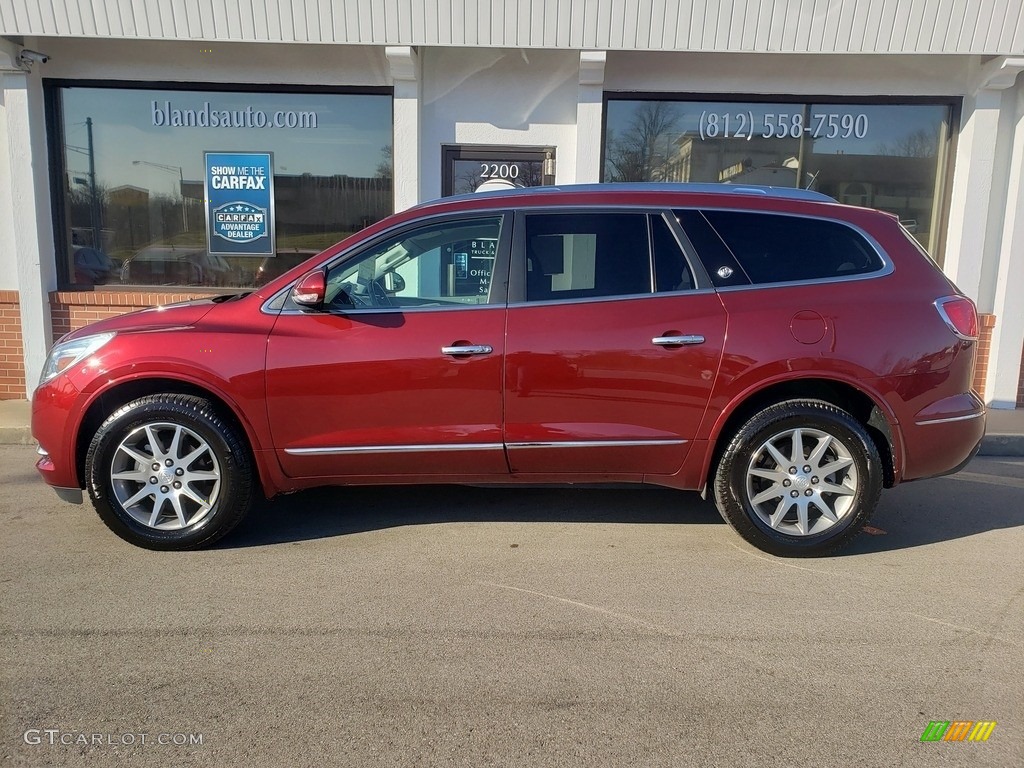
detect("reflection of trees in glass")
[875,127,939,158]
[453,165,484,195]
[376,145,393,179]
[451,161,543,195]
[605,103,681,182]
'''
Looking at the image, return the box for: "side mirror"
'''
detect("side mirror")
[381,271,405,294]
[290,270,326,310]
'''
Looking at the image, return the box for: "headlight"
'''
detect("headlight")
[39,332,115,386]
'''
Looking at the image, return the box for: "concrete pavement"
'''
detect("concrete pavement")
[2,445,1022,767]
[3,397,1022,454]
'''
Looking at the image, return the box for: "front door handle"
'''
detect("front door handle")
[441,344,493,356]
[652,335,705,346]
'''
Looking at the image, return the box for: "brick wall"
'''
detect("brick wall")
[0,291,26,400]
[972,314,997,400]
[50,290,219,344]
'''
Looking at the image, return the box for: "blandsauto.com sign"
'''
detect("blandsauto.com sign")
[204,152,276,257]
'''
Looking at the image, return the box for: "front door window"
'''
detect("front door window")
[322,217,504,311]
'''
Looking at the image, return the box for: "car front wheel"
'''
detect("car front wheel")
[713,399,883,557]
[84,394,255,550]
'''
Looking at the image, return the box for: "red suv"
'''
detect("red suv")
[32,184,985,556]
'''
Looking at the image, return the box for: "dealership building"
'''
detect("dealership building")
[1,0,1022,408]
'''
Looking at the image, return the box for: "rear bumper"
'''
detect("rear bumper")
[901,394,986,481]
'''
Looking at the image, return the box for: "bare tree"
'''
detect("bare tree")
[604,102,681,182]
[376,145,393,179]
[876,127,939,158]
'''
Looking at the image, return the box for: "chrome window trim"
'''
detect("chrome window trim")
[506,288,717,309]
[285,442,505,456]
[914,412,984,426]
[507,439,688,449]
[271,302,506,317]
[711,265,894,293]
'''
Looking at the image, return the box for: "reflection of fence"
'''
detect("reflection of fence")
[276,175,392,235]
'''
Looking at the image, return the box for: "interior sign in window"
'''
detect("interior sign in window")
[204,152,275,256]
[451,238,497,296]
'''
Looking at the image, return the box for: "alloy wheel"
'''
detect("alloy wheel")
[109,421,222,531]
[744,427,858,537]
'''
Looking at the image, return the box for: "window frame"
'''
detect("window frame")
[43,78,394,292]
[601,92,961,266]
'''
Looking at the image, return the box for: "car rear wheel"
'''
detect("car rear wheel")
[84,394,255,550]
[713,399,882,557]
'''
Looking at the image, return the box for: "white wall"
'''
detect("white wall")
[419,47,579,200]
[0,74,18,291]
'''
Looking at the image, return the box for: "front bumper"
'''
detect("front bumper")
[32,375,85,493]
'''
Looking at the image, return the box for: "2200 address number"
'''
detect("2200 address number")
[698,111,870,141]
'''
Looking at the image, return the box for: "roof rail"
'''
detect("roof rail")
[428,182,836,207]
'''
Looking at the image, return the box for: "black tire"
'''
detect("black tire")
[713,399,882,557]
[84,394,255,550]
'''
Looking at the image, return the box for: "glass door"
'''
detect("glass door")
[442,145,555,197]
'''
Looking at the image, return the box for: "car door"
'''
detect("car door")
[503,209,728,476]
[265,214,511,479]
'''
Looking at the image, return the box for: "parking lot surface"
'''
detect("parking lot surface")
[1,445,1021,767]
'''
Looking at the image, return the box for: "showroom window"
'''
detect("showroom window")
[47,82,393,289]
[603,97,956,262]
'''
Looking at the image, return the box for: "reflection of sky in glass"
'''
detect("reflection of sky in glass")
[62,88,392,193]
[606,100,949,157]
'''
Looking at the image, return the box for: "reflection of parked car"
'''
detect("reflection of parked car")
[254,251,318,287]
[34,183,984,556]
[120,246,231,286]
[73,246,115,285]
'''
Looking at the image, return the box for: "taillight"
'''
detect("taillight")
[935,296,978,340]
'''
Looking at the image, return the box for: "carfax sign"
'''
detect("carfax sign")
[204,152,275,256]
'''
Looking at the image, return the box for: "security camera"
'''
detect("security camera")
[17,49,51,68]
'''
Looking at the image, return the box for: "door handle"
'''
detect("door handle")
[441,344,493,356]
[652,335,705,346]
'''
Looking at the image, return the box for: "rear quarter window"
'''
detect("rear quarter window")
[698,210,884,285]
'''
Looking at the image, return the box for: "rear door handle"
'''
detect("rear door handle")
[441,344,493,356]
[652,335,705,346]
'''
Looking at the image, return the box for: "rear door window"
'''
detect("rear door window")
[523,212,651,301]
[697,210,883,285]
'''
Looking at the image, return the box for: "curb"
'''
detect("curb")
[978,434,1024,458]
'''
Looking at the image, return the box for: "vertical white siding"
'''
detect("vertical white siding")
[1,1,1023,52]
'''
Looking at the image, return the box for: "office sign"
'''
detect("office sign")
[204,152,275,256]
